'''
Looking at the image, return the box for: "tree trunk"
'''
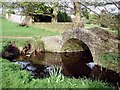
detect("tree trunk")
[52,9,57,23]
[52,2,58,23]
[73,2,84,28]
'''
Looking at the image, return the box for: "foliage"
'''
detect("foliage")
[86,14,99,24]
[2,2,53,15]
[98,13,119,30]
[57,11,71,22]
[82,8,89,19]
[0,58,114,88]
[48,65,62,77]
[47,65,64,83]
[2,2,15,14]
[31,36,45,52]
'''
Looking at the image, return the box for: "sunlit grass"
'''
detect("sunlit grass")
[1,18,59,37]
[85,24,100,29]
[1,17,117,37]
[0,38,29,52]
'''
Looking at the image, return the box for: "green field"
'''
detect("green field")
[1,18,59,37]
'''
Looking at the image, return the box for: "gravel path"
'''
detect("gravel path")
[0,36,32,39]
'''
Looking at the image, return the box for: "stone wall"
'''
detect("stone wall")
[5,14,32,24]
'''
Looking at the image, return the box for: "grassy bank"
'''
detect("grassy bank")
[0,58,114,88]
[1,18,59,37]
[0,38,29,52]
[99,53,120,72]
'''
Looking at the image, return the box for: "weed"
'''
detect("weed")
[31,36,45,52]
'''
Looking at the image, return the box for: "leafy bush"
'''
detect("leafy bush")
[98,13,119,30]
[82,8,89,20]
[57,11,71,22]
[99,52,119,72]
[86,14,99,24]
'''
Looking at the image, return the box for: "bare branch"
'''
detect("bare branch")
[79,2,100,16]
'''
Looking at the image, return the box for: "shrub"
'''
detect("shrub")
[98,13,119,30]
[82,8,89,20]
[57,11,71,22]
[87,14,99,24]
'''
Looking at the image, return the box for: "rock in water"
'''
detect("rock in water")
[26,65,36,71]
[86,62,96,69]
[20,61,30,69]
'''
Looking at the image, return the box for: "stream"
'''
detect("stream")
[2,51,120,87]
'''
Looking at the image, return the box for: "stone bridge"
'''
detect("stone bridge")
[61,28,119,65]
[41,27,119,71]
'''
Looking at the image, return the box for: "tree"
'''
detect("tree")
[51,2,58,23]
[57,11,71,22]
[14,2,52,15]
[73,1,84,28]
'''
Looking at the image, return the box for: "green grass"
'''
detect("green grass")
[99,52,120,72]
[1,18,59,37]
[2,16,117,36]
[100,53,119,64]
[31,22,72,33]
[85,24,100,29]
[1,38,28,46]
[0,58,114,88]
[0,38,29,52]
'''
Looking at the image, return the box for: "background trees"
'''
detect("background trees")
[1,0,119,29]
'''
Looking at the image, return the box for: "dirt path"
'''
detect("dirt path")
[0,36,32,39]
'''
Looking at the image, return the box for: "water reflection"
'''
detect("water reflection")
[61,51,93,78]
[5,51,120,87]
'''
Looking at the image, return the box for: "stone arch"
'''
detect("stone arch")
[61,38,94,62]
[62,28,103,65]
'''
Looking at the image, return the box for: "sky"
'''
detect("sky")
[1,0,120,2]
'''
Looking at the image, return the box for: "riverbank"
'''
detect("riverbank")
[1,58,114,88]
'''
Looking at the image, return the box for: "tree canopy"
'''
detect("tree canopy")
[2,2,53,15]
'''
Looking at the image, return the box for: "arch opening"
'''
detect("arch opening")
[61,38,93,62]
[61,38,94,78]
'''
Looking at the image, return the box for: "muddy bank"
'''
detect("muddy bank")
[1,41,20,60]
